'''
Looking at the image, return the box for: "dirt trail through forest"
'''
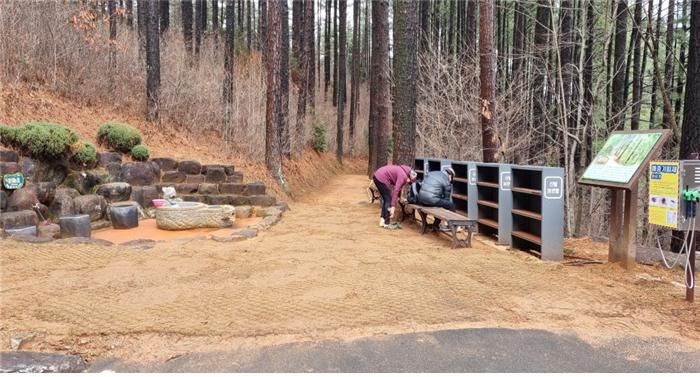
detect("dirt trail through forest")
[1,174,699,362]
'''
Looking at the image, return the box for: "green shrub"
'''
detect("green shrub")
[0,125,18,148]
[312,119,328,153]
[131,144,150,161]
[12,122,79,160]
[71,141,97,167]
[97,122,142,153]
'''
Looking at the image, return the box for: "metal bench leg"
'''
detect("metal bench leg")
[449,221,459,249]
[466,223,474,248]
[419,211,428,234]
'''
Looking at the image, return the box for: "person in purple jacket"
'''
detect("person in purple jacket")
[372,164,418,229]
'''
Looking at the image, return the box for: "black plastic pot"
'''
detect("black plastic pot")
[110,203,138,229]
[59,214,91,238]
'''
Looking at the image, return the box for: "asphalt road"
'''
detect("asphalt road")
[87,328,700,372]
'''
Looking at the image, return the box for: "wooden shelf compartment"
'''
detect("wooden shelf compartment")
[452,193,468,201]
[477,218,499,229]
[511,230,542,245]
[512,208,542,221]
[477,181,499,188]
[512,187,542,196]
[477,200,499,209]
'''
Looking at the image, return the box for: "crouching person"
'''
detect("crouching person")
[372,164,418,229]
[417,167,455,230]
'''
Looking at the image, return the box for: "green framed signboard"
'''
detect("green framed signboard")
[579,130,672,189]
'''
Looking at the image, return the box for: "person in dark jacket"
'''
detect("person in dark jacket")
[417,167,455,229]
[372,164,418,229]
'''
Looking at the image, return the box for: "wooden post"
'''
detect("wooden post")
[609,189,624,263]
[622,183,639,269]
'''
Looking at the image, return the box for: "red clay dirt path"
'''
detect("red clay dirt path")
[0,174,698,363]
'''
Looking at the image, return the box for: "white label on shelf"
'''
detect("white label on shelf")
[544,176,563,199]
[468,169,477,185]
[500,172,512,191]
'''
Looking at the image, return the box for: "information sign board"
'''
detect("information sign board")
[580,131,669,189]
[648,161,680,229]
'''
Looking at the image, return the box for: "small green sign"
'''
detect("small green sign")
[3,173,25,189]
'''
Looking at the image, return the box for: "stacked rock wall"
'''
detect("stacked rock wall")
[0,150,276,232]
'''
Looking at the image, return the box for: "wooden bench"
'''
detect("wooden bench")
[400,201,477,248]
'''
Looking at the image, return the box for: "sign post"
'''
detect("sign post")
[579,130,672,269]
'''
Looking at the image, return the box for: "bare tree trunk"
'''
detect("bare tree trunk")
[266,0,285,187]
[259,0,267,55]
[662,0,675,134]
[336,0,347,163]
[281,0,291,158]
[448,0,455,55]
[194,0,202,61]
[223,0,235,142]
[293,0,304,67]
[349,0,361,152]
[182,0,194,66]
[649,0,662,125]
[295,0,315,156]
[201,0,207,32]
[479,0,499,162]
[308,0,316,109]
[212,0,219,36]
[465,0,477,54]
[392,0,418,166]
[108,0,117,93]
[681,0,700,159]
[137,0,147,58]
[332,0,338,107]
[246,0,252,51]
[511,0,526,77]
[674,0,688,127]
[324,0,331,100]
[630,0,643,130]
[530,0,549,163]
[126,0,133,29]
[145,0,160,121]
[611,0,628,131]
[160,0,169,36]
[368,0,390,174]
[420,0,430,52]
[362,0,370,82]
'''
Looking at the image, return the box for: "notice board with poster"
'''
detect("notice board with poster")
[578,129,671,269]
[648,161,680,229]
[580,130,669,189]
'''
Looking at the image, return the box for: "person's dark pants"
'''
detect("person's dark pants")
[372,176,392,225]
[422,198,455,228]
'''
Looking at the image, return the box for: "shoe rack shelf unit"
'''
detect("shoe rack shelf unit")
[414,158,452,182]
[450,161,477,219]
[414,157,427,182]
[510,166,565,261]
[475,163,512,245]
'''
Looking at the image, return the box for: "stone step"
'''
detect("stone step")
[0,210,38,229]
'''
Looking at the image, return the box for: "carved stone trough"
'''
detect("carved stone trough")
[155,202,236,230]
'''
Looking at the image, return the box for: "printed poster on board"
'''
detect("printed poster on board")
[648,161,680,229]
[581,132,663,184]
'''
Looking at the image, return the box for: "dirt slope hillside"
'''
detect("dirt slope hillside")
[0,85,365,200]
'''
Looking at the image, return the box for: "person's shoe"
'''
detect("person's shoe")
[383,223,399,230]
[391,222,402,229]
[379,218,386,227]
[438,224,451,232]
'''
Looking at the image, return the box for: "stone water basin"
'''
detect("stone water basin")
[155,201,236,230]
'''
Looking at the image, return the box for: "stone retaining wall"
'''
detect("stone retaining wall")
[0,150,277,233]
